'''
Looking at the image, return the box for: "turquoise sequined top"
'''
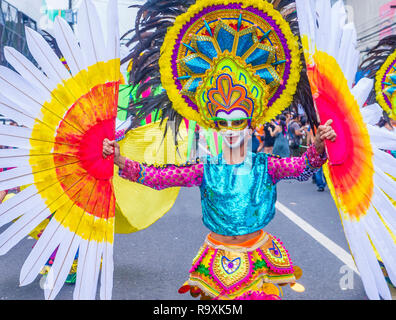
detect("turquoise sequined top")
[119,144,326,237]
[200,152,276,236]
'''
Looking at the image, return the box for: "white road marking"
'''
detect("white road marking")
[276,201,359,275]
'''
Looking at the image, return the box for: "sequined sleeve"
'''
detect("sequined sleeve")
[267,144,327,184]
[119,158,204,190]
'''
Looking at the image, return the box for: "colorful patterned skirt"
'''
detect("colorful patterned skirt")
[179,230,302,300]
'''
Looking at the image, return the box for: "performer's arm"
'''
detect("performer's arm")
[268,144,327,184]
[268,119,336,184]
[119,159,203,190]
[103,139,203,190]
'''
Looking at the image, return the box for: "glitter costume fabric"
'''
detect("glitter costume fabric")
[200,151,277,236]
[119,160,204,190]
[268,143,327,184]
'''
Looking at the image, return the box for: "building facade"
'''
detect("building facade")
[0,0,39,67]
[345,0,396,53]
[5,0,42,22]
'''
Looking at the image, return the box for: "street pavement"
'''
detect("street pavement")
[0,177,392,300]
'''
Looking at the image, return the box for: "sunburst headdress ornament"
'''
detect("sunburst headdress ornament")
[360,35,396,120]
[159,0,301,130]
[375,50,396,120]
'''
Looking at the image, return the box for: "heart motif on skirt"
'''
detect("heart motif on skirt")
[221,256,241,274]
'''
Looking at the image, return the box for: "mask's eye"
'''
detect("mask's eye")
[217,120,228,128]
[231,120,244,126]
[231,119,247,129]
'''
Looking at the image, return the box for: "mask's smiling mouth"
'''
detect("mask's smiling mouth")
[227,136,235,145]
[221,130,249,149]
[225,134,238,146]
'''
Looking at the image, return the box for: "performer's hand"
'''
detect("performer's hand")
[0,190,7,204]
[102,138,120,160]
[103,139,126,169]
[314,119,337,154]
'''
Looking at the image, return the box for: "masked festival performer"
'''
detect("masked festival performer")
[1,0,396,301]
[102,0,336,300]
[103,124,335,300]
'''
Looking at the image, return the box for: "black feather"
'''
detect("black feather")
[359,35,396,105]
[122,0,196,139]
[360,35,396,78]
[40,30,63,59]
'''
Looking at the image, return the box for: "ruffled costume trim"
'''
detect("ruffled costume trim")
[179,230,302,300]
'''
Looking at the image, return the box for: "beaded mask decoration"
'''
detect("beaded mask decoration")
[375,49,396,120]
[160,0,301,130]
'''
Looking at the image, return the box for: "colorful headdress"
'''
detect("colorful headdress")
[126,0,317,135]
[360,35,396,120]
[159,0,301,129]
